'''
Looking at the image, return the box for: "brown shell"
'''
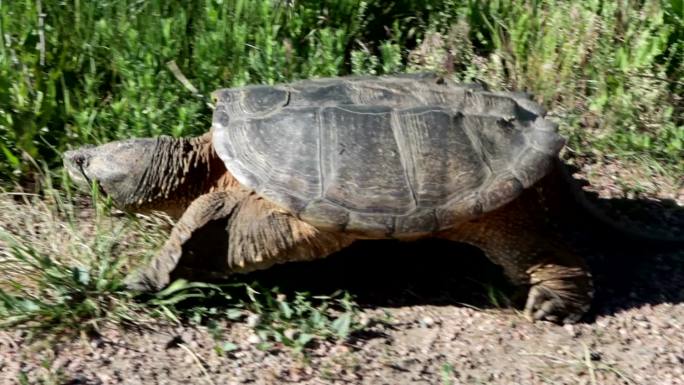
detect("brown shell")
[211,73,563,238]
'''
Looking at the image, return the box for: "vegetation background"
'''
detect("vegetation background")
[0,0,682,353]
[0,0,682,184]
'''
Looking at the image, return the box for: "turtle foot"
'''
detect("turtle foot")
[524,264,593,324]
[122,269,167,293]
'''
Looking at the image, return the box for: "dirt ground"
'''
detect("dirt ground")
[1,161,683,385]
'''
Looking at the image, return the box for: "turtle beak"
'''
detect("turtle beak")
[63,145,95,188]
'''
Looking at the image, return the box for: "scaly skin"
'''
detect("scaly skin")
[64,133,239,217]
[439,171,594,323]
[125,189,355,291]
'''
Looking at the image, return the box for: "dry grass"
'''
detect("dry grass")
[0,189,167,289]
[0,174,169,334]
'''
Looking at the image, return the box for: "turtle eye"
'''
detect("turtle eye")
[72,154,87,167]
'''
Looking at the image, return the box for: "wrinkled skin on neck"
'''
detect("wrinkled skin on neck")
[63,133,238,218]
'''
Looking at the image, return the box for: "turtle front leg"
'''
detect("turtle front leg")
[222,194,356,274]
[439,193,593,324]
[125,190,247,291]
[126,190,355,291]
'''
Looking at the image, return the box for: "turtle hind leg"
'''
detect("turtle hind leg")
[126,190,354,292]
[439,188,594,324]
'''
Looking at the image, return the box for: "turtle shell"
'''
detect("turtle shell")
[211,73,563,238]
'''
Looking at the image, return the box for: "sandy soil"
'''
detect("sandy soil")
[1,161,682,385]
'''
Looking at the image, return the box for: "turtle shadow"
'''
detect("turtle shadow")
[574,194,684,320]
[237,194,684,321]
[243,239,516,310]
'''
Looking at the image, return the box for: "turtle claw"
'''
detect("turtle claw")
[523,280,591,324]
[123,270,166,293]
[525,286,574,324]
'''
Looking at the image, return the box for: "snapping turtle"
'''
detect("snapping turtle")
[64,73,593,324]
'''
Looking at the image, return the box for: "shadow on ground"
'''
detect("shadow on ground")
[234,193,684,322]
[577,195,684,319]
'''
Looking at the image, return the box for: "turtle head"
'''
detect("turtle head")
[63,134,226,217]
[64,137,162,211]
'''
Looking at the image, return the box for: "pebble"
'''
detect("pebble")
[564,323,580,337]
[246,314,261,328]
[283,329,296,340]
[420,317,435,327]
[246,334,261,345]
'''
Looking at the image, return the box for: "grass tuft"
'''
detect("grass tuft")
[0,172,163,335]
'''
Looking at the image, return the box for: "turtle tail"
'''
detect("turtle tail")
[538,158,683,247]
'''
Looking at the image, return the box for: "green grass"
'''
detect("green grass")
[0,169,161,335]
[413,0,683,170]
[0,0,683,345]
[0,0,682,182]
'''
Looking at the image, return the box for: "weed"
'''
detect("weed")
[440,362,455,385]
[409,0,683,174]
[240,286,363,352]
[1,0,681,183]
[155,280,365,354]
[16,357,67,385]
[0,0,439,181]
[0,171,162,335]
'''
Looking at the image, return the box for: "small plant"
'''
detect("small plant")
[16,358,67,385]
[152,279,366,354]
[240,285,363,352]
[440,362,455,385]
[0,172,163,336]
